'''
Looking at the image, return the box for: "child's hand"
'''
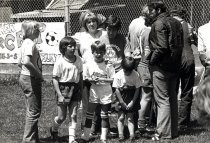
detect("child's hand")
[120,101,127,110]
[58,95,65,103]
[126,101,134,110]
[89,77,99,84]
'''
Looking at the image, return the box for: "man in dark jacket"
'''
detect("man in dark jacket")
[170,4,198,130]
[147,1,183,140]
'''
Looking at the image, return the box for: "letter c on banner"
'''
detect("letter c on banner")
[5,34,15,51]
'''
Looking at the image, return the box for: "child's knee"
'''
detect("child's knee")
[101,111,109,120]
[70,113,77,121]
[118,115,125,122]
[56,116,66,124]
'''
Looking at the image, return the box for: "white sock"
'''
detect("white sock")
[69,122,77,143]
[81,127,91,141]
[52,116,61,132]
[100,128,108,140]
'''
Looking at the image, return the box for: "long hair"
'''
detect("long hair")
[21,20,40,40]
[195,76,210,120]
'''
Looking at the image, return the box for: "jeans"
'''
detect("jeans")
[152,66,178,138]
[19,75,42,143]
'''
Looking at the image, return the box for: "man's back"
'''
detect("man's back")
[149,13,183,73]
[128,16,147,53]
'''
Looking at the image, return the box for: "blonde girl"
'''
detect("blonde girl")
[18,20,43,143]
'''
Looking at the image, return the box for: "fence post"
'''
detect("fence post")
[65,0,71,36]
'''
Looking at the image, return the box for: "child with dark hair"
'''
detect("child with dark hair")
[50,36,83,143]
[100,15,126,73]
[91,15,126,137]
[81,41,115,143]
[112,56,141,142]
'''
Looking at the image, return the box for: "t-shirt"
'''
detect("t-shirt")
[125,16,147,55]
[19,38,42,76]
[53,55,83,83]
[72,30,107,63]
[112,69,141,89]
[83,60,115,99]
[100,33,126,72]
[140,27,151,63]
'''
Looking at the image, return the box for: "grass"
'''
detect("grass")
[1,83,210,143]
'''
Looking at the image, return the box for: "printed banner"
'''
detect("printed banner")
[0,22,65,64]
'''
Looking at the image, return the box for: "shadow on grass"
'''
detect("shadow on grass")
[40,136,68,143]
[178,120,208,136]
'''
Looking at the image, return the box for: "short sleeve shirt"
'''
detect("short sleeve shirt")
[72,30,107,63]
[53,55,83,83]
[100,33,126,72]
[20,39,42,76]
[83,60,115,98]
[112,69,141,88]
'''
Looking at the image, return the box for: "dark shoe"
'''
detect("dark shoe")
[109,128,118,137]
[77,138,88,143]
[50,127,58,141]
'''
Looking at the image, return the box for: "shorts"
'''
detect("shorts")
[113,86,141,113]
[56,82,81,105]
[137,61,153,88]
[89,85,112,104]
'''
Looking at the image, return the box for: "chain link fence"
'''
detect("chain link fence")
[0,0,209,35]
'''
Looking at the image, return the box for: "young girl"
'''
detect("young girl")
[18,20,43,143]
[112,56,141,142]
[50,37,83,143]
[81,41,115,143]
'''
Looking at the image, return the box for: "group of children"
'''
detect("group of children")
[18,17,142,143]
[50,37,141,143]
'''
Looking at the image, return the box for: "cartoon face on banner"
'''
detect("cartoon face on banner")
[0,22,65,64]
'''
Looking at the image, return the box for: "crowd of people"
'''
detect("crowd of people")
[17,0,210,143]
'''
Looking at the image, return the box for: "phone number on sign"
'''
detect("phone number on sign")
[0,53,18,60]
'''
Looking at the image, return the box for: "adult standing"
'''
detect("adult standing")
[198,14,210,78]
[170,4,198,129]
[147,1,183,140]
[126,5,155,133]
[72,11,107,127]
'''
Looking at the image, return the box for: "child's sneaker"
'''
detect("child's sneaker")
[50,127,58,140]
[118,136,125,142]
[101,139,107,143]
[129,137,135,143]
[151,132,161,141]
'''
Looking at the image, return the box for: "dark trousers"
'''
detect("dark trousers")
[178,62,195,126]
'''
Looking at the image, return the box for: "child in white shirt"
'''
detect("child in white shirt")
[50,36,83,143]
